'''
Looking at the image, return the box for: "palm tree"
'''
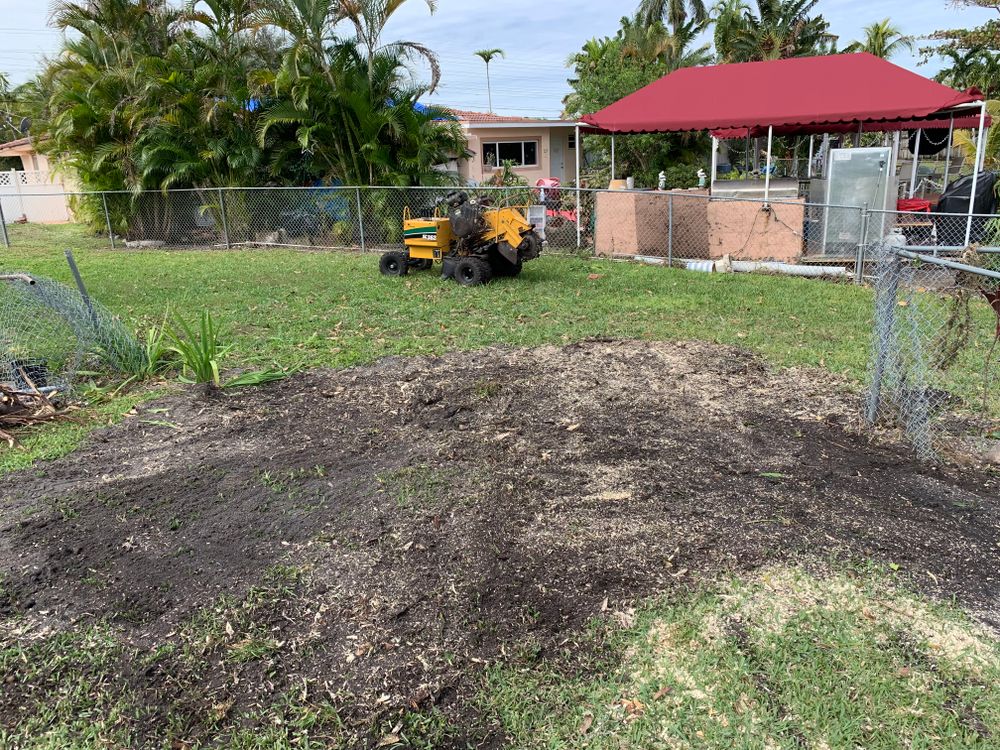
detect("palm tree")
[255,0,464,184]
[936,48,1000,98]
[638,0,708,30]
[474,48,504,113]
[620,17,712,70]
[341,0,441,90]
[566,38,614,75]
[36,0,466,196]
[844,19,913,60]
[712,0,831,63]
[953,99,1000,171]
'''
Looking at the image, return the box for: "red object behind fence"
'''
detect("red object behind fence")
[897,198,933,213]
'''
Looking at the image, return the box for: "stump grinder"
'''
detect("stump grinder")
[379,191,542,286]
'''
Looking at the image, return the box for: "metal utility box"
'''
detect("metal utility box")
[810,147,894,256]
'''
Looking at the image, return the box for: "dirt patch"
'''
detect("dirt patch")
[2,339,999,746]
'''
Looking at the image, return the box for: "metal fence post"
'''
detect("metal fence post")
[101,192,115,249]
[64,249,99,330]
[854,204,869,285]
[0,198,9,248]
[866,244,900,426]
[355,187,366,252]
[217,187,231,248]
[667,193,674,266]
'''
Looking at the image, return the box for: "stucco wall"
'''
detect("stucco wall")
[594,189,710,258]
[706,198,805,262]
[459,126,554,185]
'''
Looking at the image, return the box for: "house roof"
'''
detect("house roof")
[0,136,34,155]
[446,108,576,128]
[582,53,983,135]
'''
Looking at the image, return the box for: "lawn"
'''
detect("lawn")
[4,224,1000,749]
[6,223,875,376]
[485,565,1000,750]
[2,223,882,473]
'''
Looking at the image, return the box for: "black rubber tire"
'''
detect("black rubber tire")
[453,257,492,286]
[414,258,434,271]
[379,251,408,276]
[490,255,523,277]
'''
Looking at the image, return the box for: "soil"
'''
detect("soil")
[2,339,1000,747]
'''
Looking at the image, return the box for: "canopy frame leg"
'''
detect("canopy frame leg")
[964,100,987,247]
[909,129,922,198]
[943,116,955,192]
[575,124,582,249]
[763,125,773,206]
[610,135,616,181]
[710,136,719,195]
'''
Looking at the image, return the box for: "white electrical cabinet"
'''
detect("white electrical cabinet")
[808,147,894,256]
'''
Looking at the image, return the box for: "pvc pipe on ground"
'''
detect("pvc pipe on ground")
[730,260,847,277]
[631,255,847,278]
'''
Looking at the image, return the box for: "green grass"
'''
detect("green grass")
[376,465,455,508]
[0,627,144,749]
[0,561,458,750]
[5,565,997,748]
[482,565,1000,749]
[0,390,153,476]
[6,224,875,376]
[3,223,997,472]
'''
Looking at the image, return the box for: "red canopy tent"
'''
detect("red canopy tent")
[580,53,981,135]
[573,53,989,246]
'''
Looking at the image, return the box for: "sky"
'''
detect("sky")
[0,0,996,118]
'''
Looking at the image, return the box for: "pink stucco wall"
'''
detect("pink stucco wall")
[458,126,570,185]
[593,189,711,258]
[706,198,805,262]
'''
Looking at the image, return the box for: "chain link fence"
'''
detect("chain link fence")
[0,185,884,267]
[1,266,142,395]
[5,186,1000,272]
[866,243,1000,460]
[7,183,1000,458]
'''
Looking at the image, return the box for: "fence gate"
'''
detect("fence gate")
[866,242,1000,460]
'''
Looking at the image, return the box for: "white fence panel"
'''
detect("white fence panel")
[0,170,74,224]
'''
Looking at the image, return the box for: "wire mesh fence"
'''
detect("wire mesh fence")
[0,268,142,395]
[868,208,1000,255]
[4,184,1000,282]
[866,243,1000,460]
[0,185,885,266]
[8,184,1000,459]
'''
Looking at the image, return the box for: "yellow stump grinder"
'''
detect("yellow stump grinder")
[379,191,543,286]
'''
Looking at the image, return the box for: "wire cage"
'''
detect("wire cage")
[0,272,140,395]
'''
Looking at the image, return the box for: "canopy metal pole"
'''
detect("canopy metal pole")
[610,135,616,181]
[964,100,987,247]
[908,129,922,198]
[575,124,581,249]
[710,136,719,194]
[942,116,955,192]
[890,130,901,201]
[763,125,773,205]
[807,135,814,178]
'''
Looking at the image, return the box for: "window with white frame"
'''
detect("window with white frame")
[482,140,538,168]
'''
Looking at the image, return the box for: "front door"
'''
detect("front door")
[550,131,565,181]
